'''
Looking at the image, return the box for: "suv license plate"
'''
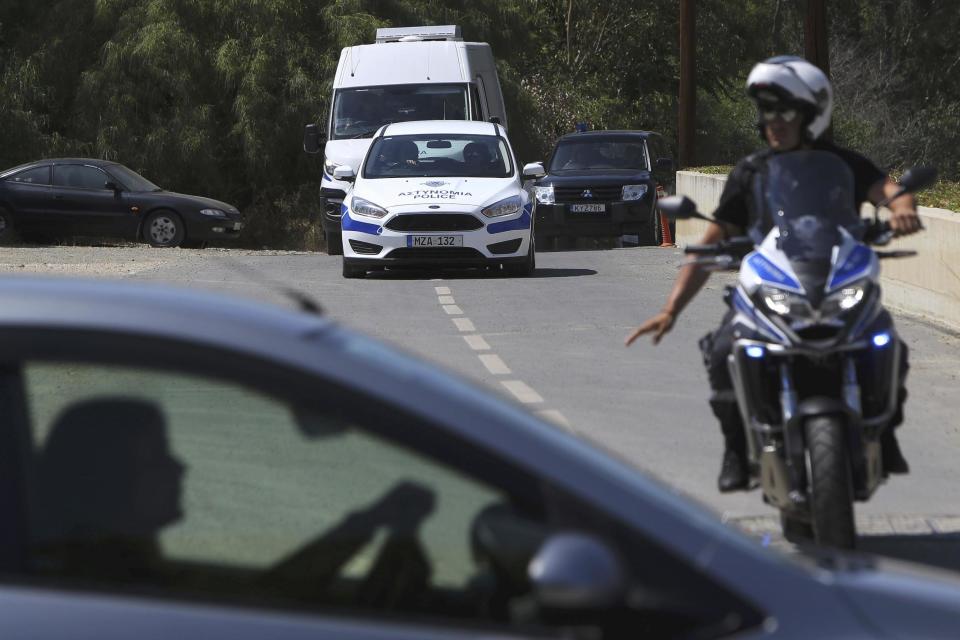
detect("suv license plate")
[408,235,463,247]
[570,203,606,213]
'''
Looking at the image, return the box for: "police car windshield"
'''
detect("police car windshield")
[765,151,861,261]
[331,85,468,140]
[549,138,649,172]
[363,134,514,179]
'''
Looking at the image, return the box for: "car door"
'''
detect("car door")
[50,164,133,236]
[1,165,54,230]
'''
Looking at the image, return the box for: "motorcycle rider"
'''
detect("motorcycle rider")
[625,56,922,491]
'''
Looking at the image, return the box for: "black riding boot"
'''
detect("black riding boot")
[712,396,749,492]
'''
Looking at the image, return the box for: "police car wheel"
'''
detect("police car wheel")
[342,258,366,279]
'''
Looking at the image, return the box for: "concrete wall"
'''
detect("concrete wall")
[675,170,960,330]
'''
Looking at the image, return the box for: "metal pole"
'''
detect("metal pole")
[678,0,696,168]
[804,0,830,76]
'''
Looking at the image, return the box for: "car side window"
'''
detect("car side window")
[15,360,552,627]
[53,165,110,190]
[7,166,51,185]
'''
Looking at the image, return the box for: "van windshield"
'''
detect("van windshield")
[332,85,469,140]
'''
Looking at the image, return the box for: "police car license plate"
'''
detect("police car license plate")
[408,235,463,247]
[570,203,606,213]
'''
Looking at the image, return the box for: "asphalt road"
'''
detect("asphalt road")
[4,243,960,568]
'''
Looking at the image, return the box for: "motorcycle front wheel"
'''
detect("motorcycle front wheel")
[805,415,857,549]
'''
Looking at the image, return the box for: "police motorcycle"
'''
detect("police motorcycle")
[660,150,936,549]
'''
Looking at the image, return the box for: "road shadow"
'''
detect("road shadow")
[855,532,960,573]
[531,268,597,278]
[364,266,596,280]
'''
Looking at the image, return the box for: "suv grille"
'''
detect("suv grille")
[386,214,483,232]
[554,185,622,203]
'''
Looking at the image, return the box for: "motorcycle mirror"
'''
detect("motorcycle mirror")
[898,166,937,193]
[658,195,709,221]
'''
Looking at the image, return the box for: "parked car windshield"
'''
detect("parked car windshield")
[332,84,469,140]
[363,134,513,179]
[107,164,161,192]
[548,138,649,172]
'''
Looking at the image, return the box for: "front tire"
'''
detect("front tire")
[504,237,536,277]
[780,511,813,544]
[805,415,856,549]
[143,210,185,247]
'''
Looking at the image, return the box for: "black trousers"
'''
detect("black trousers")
[700,310,909,455]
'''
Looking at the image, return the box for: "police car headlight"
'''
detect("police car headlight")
[622,184,648,201]
[482,195,522,218]
[534,186,555,205]
[760,285,814,318]
[324,158,340,176]
[351,197,388,219]
[821,280,868,316]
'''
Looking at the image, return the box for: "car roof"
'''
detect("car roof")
[0,158,119,178]
[556,130,656,141]
[380,120,505,137]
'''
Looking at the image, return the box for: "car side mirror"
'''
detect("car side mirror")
[656,157,674,172]
[528,532,626,612]
[658,195,709,221]
[303,123,324,155]
[488,116,502,125]
[104,181,121,192]
[522,162,546,179]
[333,165,356,182]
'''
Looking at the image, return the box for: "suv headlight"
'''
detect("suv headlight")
[324,158,340,176]
[534,185,555,205]
[482,195,522,218]
[760,285,814,318]
[351,197,388,218]
[821,280,868,316]
[622,184,648,201]
[200,208,227,218]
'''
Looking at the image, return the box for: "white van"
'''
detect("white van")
[303,25,508,254]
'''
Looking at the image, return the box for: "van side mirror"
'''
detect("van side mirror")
[303,124,324,154]
[522,162,546,179]
[333,165,356,182]
[656,158,674,172]
[528,532,626,612]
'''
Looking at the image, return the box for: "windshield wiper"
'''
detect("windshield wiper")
[349,129,380,139]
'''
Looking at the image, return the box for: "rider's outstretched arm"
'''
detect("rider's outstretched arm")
[625,221,736,346]
[869,177,921,235]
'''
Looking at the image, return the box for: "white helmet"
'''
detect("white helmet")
[746,56,833,141]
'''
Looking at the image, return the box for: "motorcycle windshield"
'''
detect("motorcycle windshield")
[764,150,860,262]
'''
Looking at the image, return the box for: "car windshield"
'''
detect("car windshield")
[107,164,161,192]
[363,134,513,179]
[548,138,649,172]
[331,85,469,140]
[764,150,862,261]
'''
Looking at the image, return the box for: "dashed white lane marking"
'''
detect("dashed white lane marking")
[452,318,476,332]
[442,304,464,315]
[478,353,511,375]
[438,295,456,305]
[501,380,544,404]
[535,409,571,428]
[463,334,491,351]
[435,286,451,295]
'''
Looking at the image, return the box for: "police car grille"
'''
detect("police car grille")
[554,185,622,203]
[385,214,483,232]
[387,248,485,260]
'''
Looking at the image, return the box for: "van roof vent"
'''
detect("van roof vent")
[375,25,462,43]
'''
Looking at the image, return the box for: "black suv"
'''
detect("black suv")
[532,130,674,248]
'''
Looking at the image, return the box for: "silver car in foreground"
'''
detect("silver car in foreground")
[0,276,957,639]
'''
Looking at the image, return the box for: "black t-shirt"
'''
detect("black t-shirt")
[713,140,886,233]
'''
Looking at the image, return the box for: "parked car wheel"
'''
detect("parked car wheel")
[143,210,185,247]
[0,207,13,241]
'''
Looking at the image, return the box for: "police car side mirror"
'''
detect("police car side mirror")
[333,165,356,182]
[303,124,324,155]
[522,162,546,179]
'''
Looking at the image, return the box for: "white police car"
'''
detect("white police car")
[333,121,543,278]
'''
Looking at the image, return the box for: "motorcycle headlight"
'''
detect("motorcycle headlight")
[482,195,522,218]
[821,280,868,316]
[324,158,340,176]
[622,184,648,201]
[534,185,555,205]
[351,197,388,218]
[760,285,814,318]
